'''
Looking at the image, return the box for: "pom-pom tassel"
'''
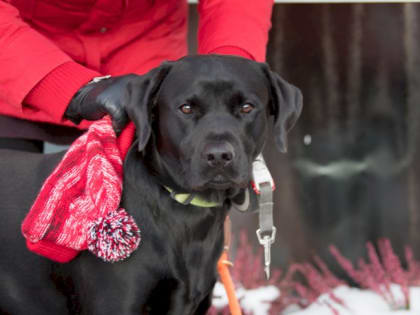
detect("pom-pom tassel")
[88,208,141,262]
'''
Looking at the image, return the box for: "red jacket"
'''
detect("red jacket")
[0,0,273,130]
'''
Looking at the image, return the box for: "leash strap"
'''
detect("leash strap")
[252,154,276,280]
[229,154,277,279]
[258,183,274,234]
[218,216,242,315]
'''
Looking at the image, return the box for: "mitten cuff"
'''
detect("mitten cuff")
[26,239,79,263]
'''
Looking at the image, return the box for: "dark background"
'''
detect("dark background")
[189,3,420,275]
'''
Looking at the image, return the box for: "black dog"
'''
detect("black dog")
[0,55,302,314]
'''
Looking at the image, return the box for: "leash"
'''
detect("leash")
[231,154,277,280]
[252,154,276,280]
[218,216,242,315]
[117,122,242,314]
[218,154,275,314]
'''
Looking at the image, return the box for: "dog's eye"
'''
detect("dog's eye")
[179,104,193,115]
[240,103,254,114]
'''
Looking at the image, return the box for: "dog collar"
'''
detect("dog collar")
[164,187,221,208]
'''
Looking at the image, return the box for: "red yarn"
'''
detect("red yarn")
[88,208,140,262]
[118,122,136,158]
[22,118,140,263]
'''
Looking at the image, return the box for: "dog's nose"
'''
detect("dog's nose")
[203,143,235,168]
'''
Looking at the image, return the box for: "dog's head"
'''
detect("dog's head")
[126,55,302,195]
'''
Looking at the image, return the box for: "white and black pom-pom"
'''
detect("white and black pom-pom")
[87,208,141,262]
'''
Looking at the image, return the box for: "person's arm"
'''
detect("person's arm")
[0,2,100,125]
[197,0,274,62]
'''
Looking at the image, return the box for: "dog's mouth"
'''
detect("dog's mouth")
[199,173,249,191]
[206,174,233,190]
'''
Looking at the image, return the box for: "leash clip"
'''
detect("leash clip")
[256,226,276,280]
[256,226,277,244]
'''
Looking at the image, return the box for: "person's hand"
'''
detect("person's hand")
[65,74,140,133]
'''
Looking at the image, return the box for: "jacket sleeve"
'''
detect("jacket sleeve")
[197,0,274,62]
[0,2,100,125]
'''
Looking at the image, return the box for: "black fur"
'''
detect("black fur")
[0,55,302,314]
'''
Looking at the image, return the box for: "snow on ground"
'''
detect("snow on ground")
[213,282,280,315]
[237,285,280,315]
[213,283,420,315]
[285,285,420,315]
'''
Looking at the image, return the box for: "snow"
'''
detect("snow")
[237,285,280,315]
[212,282,230,309]
[285,285,420,315]
[213,283,420,315]
[212,282,280,315]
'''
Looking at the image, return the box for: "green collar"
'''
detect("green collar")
[164,186,221,208]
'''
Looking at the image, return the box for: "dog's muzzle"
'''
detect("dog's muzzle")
[194,141,248,190]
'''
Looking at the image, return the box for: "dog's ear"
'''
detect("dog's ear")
[126,62,173,151]
[261,65,303,153]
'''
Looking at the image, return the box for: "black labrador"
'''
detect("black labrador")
[0,55,302,314]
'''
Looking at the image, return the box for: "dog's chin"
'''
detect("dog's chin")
[206,181,232,190]
[192,174,248,192]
